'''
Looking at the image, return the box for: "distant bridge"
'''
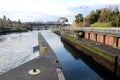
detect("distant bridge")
[28,22,69,30]
[27,17,70,30]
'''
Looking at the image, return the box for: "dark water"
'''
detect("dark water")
[41,31,116,80]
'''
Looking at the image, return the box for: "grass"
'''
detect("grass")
[91,22,112,27]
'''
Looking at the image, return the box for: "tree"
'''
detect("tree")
[0,19,4,28]
[3,15,6,21]
[109,6,120,27]
[18,19,21,24]
[86,11,97,24]
[98,8,112,22]
[94,9,101,22]
[75,14,83,24]
[75,6,120,27]
[114,6,119,27]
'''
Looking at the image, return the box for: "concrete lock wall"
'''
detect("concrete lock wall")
[85,32,89,39]
[90,33,94,41]
[97,34,104,43]
[118,56,120,77]
[61,34,120,77]
[61,29,120,77]
[118,38,120,49]
[105,35,114,46]
[105,36,109,45]
[84,32,120,49]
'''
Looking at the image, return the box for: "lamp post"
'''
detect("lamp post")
[115,6,119,27]
[117,15,119,27]
[117,7,120,27]
[80,7,88,27]
[83,16,85,27]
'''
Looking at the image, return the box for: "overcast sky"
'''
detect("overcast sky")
[0,0,120,23]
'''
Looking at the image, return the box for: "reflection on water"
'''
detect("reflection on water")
[42,31,118,80]
[42,31,103,80]
[62,40,116,80]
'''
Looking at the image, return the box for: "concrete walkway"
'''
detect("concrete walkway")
[0,32,63,80]
[79,38,120,56]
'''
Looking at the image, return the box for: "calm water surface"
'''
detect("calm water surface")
[42,31,105,80]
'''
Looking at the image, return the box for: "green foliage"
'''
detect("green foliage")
[90,22,112,27]
[86,10,100,24]
[111,21,117,27]
[74,6,120,27]
[98,8,111,22]
[75,14,83,24]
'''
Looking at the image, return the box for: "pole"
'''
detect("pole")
[83,17,85,27]
[117,16,119,27]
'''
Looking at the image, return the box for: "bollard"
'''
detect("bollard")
[28,68,41,76]
[33,69,36,72]
[40,47,46,55]
[79,32,83,36]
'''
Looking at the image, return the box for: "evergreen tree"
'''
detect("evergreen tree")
[75,14,83,24]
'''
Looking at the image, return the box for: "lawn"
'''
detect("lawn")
[90,22,112,27]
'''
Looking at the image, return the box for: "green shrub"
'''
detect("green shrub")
[90,22,112,27]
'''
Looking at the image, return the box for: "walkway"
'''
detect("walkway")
[79,38,120,56]
[0,33,62,80]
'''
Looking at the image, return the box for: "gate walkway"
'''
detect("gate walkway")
[0,33,64,80]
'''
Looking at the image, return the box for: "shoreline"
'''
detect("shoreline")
[0,29,29,35]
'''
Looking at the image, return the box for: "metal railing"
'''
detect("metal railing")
[62,27,120,35]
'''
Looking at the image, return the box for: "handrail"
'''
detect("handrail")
[62,27,120,35]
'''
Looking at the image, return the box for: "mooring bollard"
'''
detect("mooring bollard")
[40,47,46,55]
[28,68,41,76]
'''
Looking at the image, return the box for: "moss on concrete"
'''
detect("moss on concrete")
[118,56,120,65]
[61,33,120,78]
[61,35,80,45]
[61,34,114,62]
[82,43,114,62]
[51,30,60,35]
[61,34,117,73]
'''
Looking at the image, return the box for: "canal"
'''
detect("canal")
[42,31,114,80]
[0,31,115,80]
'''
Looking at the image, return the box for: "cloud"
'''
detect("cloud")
[67,2,120,23]
[69,0,120,7]
[0,11,60,22]
[0,0,70,22]
[0,0,69,16]
[0,0,120,23]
